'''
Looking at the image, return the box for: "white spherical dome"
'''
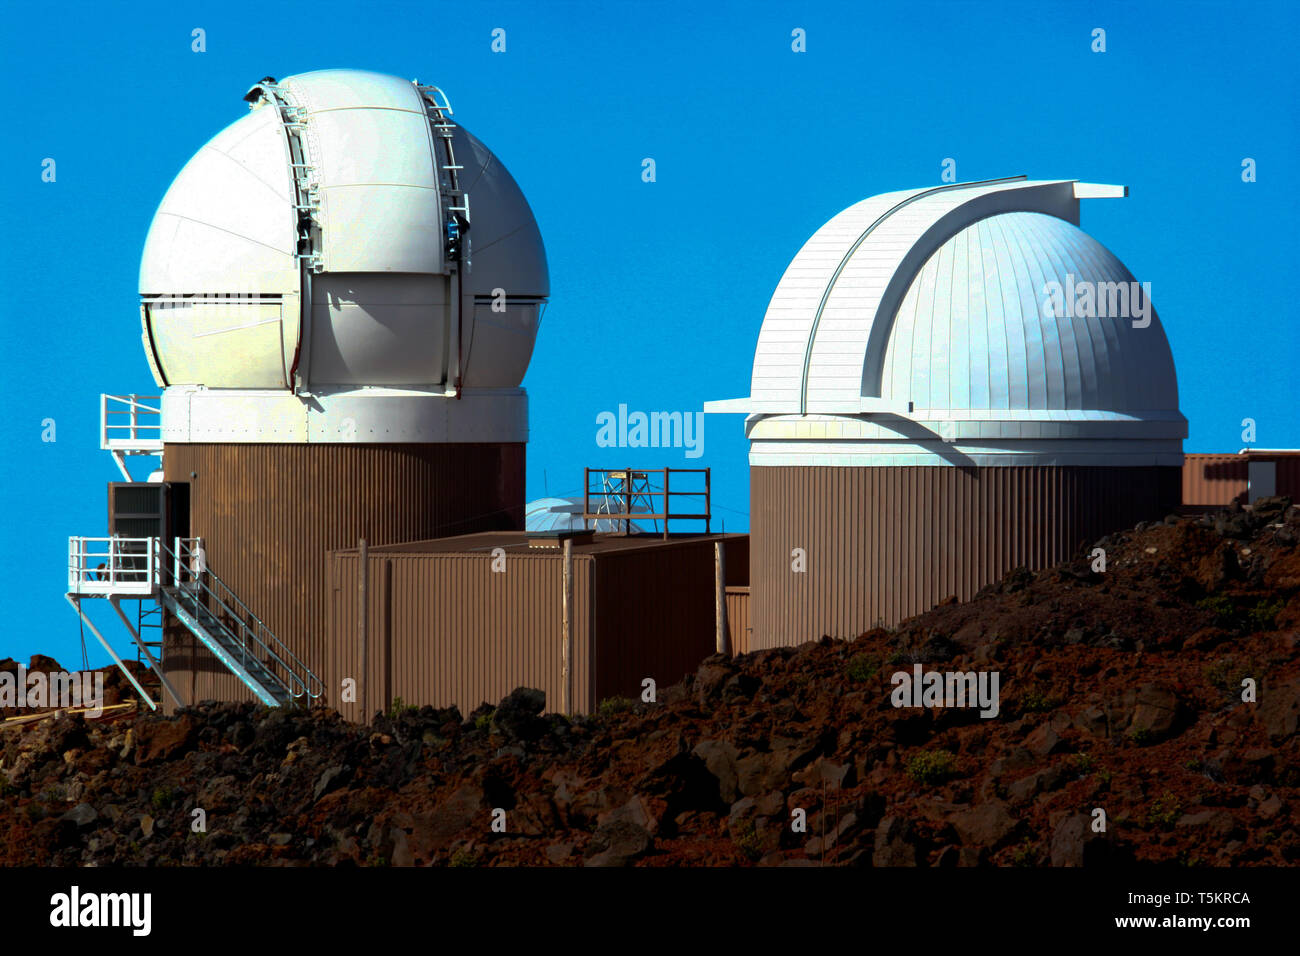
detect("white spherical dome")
[139,69,548,396]
[735,177,1186,467]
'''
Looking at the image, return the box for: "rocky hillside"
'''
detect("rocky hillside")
[2,498,1297,866]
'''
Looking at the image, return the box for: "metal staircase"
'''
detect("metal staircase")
[158,538,322,707]
[66,535,322,710]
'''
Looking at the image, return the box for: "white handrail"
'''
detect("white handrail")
[100,393,162,450]
[67,535,158,594]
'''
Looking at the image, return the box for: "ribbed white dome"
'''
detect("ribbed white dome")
[712,177,1187,467]
[881,211,1178,416]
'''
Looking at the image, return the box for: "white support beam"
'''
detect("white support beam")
[702,397,757,414]
[64,594,158,711]
[110,450,132,483]
[109,597,185,710]
[1073,182,1128,199]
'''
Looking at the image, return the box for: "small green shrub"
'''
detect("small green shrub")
[449,848,479,868]
[1128,727,1153,746]
[1202,657,1257,700]
[1019,687,1063,714]
[1146,791,1182,830]
[1246,599,1283,632]
[1068,753,1095,776]
[733,820,763,863]
[387,696,415,719]
[597,696,634,718]
[1197,596,1284,633]
[905,749,958,786]
[846,653,878,683]
[473,712,492,732]
[1195,594,1236,624]
[1010,838,1037,867]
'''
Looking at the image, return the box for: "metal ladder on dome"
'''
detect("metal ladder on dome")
[156,538,323,708]
[414,83,472,262]
[253,80,323,274]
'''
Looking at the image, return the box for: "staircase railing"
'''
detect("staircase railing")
[161,537,323,704]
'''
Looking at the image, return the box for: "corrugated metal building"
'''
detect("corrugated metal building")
[160,443,524,709]
[708,177,1187,647]
[1183,451,1300,508]
[322,532,749,718]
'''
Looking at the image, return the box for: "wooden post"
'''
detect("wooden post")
[705,467,711,534]
[382,560,392,717]
[662,468,670,539]
[715,540,728,655]
[561,538,573,714]
[358,538,368,724]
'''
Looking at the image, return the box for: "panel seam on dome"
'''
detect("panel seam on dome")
[797,175,1029,415]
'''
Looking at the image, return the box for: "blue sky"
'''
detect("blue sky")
[2,0,1296,669]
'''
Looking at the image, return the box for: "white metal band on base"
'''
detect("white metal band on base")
[746,411,1186,468]
[161,385,528,444]
[748,445,1186,468]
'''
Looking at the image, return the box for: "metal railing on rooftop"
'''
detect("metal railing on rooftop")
[100,394,162,451]
[582,467,711,538]
[68,535,159,596]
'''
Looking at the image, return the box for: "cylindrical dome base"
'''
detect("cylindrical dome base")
[750,464,1181,647]
[161,442,524,708]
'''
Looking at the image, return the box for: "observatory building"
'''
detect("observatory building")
[147,70,548,705]
[68,68,745,716]
[708,176,1187,647]
[72,69,549,708]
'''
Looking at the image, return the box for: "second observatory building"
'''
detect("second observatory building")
[709,176,1186,646]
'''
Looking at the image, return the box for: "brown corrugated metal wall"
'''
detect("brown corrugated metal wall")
[1182,454,1248,507]
[326,550,592,719]
[590,542,718,701]
[161,443,524,711]
[325,535,741,717]
[750,465,1182,648]
[1278,458,1300,498]
[1182,453,1300,507]
[726,587,752,655]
